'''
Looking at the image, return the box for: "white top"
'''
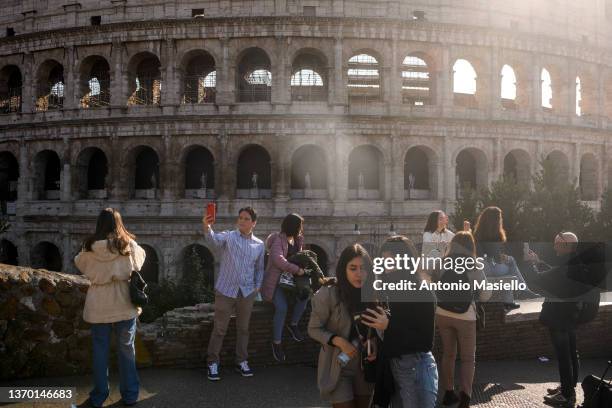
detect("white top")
[422,229,455,258]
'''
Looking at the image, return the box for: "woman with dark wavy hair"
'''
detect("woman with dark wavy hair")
[308,243,382,408]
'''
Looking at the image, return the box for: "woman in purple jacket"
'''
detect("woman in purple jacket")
[262,213,307,362]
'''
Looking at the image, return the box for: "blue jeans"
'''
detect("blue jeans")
[390,351,438,408]
[485,256,528,303]
[272,286,308,342]
[90,318,139,406]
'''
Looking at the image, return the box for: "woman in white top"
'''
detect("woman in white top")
[422,210,455,258]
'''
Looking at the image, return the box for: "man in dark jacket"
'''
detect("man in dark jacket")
[525,232,594,407]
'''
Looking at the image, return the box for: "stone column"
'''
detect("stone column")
[443,137,455,205]
[110,40,125,108]
[334,134,349,203]
[572,143,580,187]
[331,37,346,107]
[214,131,229,200]
[108,135,127,200]
[60,163,72,202]
[216,38,234,109]
[63,46,77,110]
[22,53,35,113]
[439,47,452,115]
[18,141,30,202]
[489,48,501,118]
[161,39,179,109]
[391,137,404,202]
[272,37,290,106]
[530,57,542,120]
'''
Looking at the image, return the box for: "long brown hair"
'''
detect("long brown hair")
[445,231,477,258]
[83,208,135,255]
[424,211,446,233]
[473,206,506,243]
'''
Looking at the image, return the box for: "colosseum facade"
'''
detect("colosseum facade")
[1,0,612,283]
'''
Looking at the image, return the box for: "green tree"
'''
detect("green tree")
[450,184,480,231]
[517,157,594,242]
[479,174,529,241]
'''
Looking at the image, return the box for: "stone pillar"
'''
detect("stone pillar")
[334,134,349,203]
[326,139,336,201]
[215,131,230,200]
[443,137,455,204]
[110,40,125,108]
[572,143,580,186]
[17,142,30,205]
[60,163,72,202]
[439,47,452,115]
[272,37,290,106]
[22,53,35,113]
[216,38,234,108]
[331,37,346,107]
[492,138,503,183]
[109,135,127,200]
[530,57,542,120]
[489,48,501,118]
[388,40,401,107]
[391,137,404,201]
[161,39,179,108]
[160,134,177,200]
[63,46,77,110]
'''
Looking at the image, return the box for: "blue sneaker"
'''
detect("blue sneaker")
[235,360,254,377]
[207,362,221,381]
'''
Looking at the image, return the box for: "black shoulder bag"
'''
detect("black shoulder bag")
[129,245,149,307]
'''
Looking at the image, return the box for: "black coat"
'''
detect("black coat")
[529,253,593,330]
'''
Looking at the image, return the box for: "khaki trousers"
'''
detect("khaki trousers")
[206,290,257,364]
[436,314,477,396]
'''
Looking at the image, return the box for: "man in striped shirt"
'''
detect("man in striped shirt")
[202,206,265,381]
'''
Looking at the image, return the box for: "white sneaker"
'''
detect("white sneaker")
[207,362,221,381]
[235,360,253,377]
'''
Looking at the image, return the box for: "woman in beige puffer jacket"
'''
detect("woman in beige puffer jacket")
[74,208,145,408]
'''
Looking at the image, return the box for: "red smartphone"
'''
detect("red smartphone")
[206,202,216,224]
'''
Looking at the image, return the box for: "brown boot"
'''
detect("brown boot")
[458,391,471,408]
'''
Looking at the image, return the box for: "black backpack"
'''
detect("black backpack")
[436,262,474,314]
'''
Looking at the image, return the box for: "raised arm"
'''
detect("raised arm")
[202,212,229,249]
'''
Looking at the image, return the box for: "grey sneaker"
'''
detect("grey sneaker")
[544,391,576,407]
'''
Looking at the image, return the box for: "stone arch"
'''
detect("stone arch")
[404,145,438,200]
[452,58,478,108]
[75,147,108,199]
[348,145,384,200]
[290,144,328,199]
[140,244,160,284]
[579,153,599,200]
[0,239,18,265]
[180,49,216,104]
[291,48,328,102]
[0,151,19,202]
[401,54,433,106]
[0,65,22,113]
[127,52,162,106]
[236,47,272,103]
[347,51,382,104]
[36,59,64,111]
[236,144,272,198]
[79,55,111,108]
[454,147,488,195]
[544,150,571,185]
[30,241,62,272]
[500,64,518,109]
[181,243,215,291]
[126,145,160,199]
[503,149,532,186]
[181,145,215,198]
[33,149,61,200]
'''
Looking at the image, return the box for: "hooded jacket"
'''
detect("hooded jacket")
[75,239,146,323]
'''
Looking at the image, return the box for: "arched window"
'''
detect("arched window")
[347,53,381,104]
[541,68,553,109]
[401,55,431,105]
